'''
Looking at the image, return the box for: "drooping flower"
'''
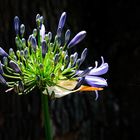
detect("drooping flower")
[0,12,108,99]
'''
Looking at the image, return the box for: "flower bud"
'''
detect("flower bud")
[42,41,48,58]
[16,50,20,58]
[20,50,24,59]
[33,28,37,37]
[40,25,45,41]
[31,36,37,52]
[64,55,69,67]
[3,57,8,66]
[36,14,41,28]
[54,54,59,65]
[20,24,25,36]
[65,29,70,44]
[58,12,66,30]
[81,48,88,63]
[18,81,24,92]
[9,48,15,57]
[67,31,86,48]
[9,60,21,73]
[0,47,8,57]
[27,35,33,46]
[14,16,20,35]
[48,32,52,41]
[76,58,81,68]
[24,48,29,58]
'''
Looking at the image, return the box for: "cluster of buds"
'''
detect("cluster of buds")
[0,12,108,99]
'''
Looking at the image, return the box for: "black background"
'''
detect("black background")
[0,0,140,140]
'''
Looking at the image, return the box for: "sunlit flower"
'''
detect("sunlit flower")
[0,12,108,99]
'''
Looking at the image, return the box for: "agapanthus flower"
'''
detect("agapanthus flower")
[0,12,108,99]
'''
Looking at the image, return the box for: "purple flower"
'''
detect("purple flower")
[67,31,86,48]
[0,47,8,57]
[9,60,21,73]
[89,57,109,76]
[76,57,108,88]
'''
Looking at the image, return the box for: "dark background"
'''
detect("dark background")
[0,0,140,140]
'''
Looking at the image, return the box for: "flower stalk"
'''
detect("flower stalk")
[41,92,52,140]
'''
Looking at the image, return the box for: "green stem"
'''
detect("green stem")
[41,92,52,140]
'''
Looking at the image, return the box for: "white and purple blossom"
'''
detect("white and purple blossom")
[0,12,108,99]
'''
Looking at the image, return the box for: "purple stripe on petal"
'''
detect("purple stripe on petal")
[67,31,86,48]
[85,75,107,87]
[0,47,8,57]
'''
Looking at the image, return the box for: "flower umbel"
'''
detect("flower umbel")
[0,12,108,99]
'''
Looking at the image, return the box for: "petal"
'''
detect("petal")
[85,75,107,87]
[43,80,78,98]
[57,80,78,90]
[89,63,109,75]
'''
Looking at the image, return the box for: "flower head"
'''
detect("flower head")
[0,12,108,99]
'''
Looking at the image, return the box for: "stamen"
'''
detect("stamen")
[78,85,103,91]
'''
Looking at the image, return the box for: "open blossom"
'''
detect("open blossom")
[0,12,108,99]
